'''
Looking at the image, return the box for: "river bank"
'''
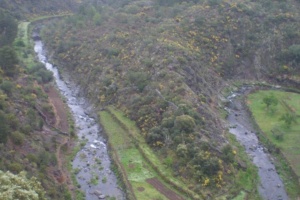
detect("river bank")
[226,85,289,200]
[34,36,125,200]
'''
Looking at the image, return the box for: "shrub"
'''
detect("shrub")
[10,131,25,145]
[287,44,300,62]
[0,46,18,76]
[0,111,9,143]
[221,144,235,163]
[280,113,297,129]
[14,39,25,47]
[28,63,53,83]
[7,162,23,173]
[0,80,14,95]
[127,70,150,92]
[262,93,278,112]
[174,115,195,134]
[27,153,38,164]
[0,170,46,200]
[146,126,164,145]
[176,143,188,157]
[0,11,17,46]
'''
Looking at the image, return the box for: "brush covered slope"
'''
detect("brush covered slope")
[41,0,300,198]
[0,3,78,200]
[0,0,79,19]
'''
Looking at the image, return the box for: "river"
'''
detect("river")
[34,37,124,200]
[33,29,290,200]
[226,86,289,200]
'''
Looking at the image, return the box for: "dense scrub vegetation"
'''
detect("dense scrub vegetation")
[248,90,300,198]
[0,0,299,198]
[0,0,78,19]
[0,3,79,199]
[0,170,46,200]
[41,0,300,198]
[37,0,299,198]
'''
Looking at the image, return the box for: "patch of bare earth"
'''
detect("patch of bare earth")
[46,85,75,194]
[46,86,69,132]
[146,178,185,200]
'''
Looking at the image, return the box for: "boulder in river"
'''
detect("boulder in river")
[94,190,102,196]
[98,194,106,199]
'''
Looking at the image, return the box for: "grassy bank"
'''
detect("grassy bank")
[99,107,201,200]
[99,110,167,200]
[223,134,261,200]
[15,14,73,69]
[247,90,300,198]
[16,17,83,199]
[15,21,36,68]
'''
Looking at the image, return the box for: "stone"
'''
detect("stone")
[94,190,102,196]
[98,194,105,199]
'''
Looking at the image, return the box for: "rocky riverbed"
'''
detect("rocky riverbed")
[226,86,289,200]
[34,36,124,200]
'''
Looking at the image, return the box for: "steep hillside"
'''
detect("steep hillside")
[0,0,79,19]
[0,4,77,200]
[41,0,300,198]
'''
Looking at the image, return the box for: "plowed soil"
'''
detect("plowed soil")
[146,178,185,200]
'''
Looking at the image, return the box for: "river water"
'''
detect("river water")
[33,31,290,200]
[226,86,289,200]
[34,38,124,200]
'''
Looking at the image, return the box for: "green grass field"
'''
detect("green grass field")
[99,110,169,200]
[101,106,263,200]
[247,90,300,198]
[15,21,37,68]
[218,134,261,200]
[106,107,202,199]
[16,14,73,69]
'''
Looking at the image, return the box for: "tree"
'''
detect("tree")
[146,126,164,145]
[0,11,17,46]
[280,112,297,129]
[221,144,235,163]
[0,80,14,95]
[287,44,300,62]
[176,143,188,158]
[0,46,18,76]
[0,110,9,143]
[127,70,150,92]
[174,114,195,133]
[262,93,278,112]
[0,170,46,200]
[192,150,221,181]
[93,12,102,25]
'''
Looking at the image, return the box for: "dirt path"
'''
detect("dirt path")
[47,86,69,132]
[46,85,74,194]
[146,178,185,200]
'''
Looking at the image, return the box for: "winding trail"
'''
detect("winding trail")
[45,84,73,191]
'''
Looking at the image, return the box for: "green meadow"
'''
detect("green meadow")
[247,90,300,198]
[99,108,179,200]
